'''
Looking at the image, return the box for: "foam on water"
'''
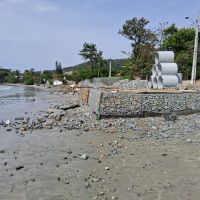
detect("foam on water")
[0,86,12,91]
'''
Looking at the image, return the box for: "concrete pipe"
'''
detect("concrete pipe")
[152,76,158,89]
[152,64,158,76]
[148,80,153,88]
[158,75,178,89]
[177,73,182,84]
[155,51,175,64]
[149,76,155,88]
[157,63,178,76]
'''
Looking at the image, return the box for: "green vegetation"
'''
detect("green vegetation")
[23,69,37,85]
[79,43,104,71]
[64,59,127,72]
[161,27,197,79]
[119,17,158,79]
[55,61,63,80]
[0,67,21,83]
[23,68,55,85]
[118,18,199,80]
[63,58,127,83]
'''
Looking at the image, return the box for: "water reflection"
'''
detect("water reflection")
[0,86,41,99]
[24,87,36,97]
[0,86,51,121]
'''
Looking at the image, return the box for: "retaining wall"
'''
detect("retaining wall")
[88,88,102,113]
[98,92,200,117]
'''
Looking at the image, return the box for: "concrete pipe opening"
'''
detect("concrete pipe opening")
[148,80,153,88]
[149,76,154,88]
[157,65,162,76]
[158,63,178,76]
[158,75,178,88]
[152,64,158,76]
[152,76,158,89]
[158,76,163,89]
[155,51,175,65]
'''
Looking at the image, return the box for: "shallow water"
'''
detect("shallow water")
[0,85,61,121]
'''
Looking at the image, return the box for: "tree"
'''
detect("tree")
[41,70,53,83]
[79,43,104,72]
[163,23,178,38]
[156,21,169,47]
[161,28,194,53]
[119,17,158,78]
[161,26,198,79]
[23,69,35,85]
[0,67,21,83]
[55,61,63,80]
[0,68,10,83]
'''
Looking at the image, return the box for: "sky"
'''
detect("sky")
[0,0,199,71]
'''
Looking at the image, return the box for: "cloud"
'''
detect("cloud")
[0,0,61,14]
[36,4,61,12]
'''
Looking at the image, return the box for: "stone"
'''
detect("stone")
[151,126,157,130]
[0,121,4,126]
[81,154,89,160]
[16,165,24,171]
[42,120,54,129]
[5,120,11,125]
[164,112,177,121]
[37,116,46,123]
[15,117,24,121]
[84,127,89,132]
[60,103,80,110]
[20,126,28,132]
[161,133,169,139]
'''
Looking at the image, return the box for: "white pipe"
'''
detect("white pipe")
[148,80,153,88]
[152,76,158,89]
[152,64,158,76]
[149,76,154,88]
[158,75,178,89]
[155,51,175,64]
[157,63,178,76]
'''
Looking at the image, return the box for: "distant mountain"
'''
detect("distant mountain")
[63,58,128,72]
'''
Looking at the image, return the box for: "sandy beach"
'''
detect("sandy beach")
[0,86,200,200]
[1,126,200,200]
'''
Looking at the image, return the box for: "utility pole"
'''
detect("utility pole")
[186,11,200,85]
[109,60,112,78]
[98,64,100,78]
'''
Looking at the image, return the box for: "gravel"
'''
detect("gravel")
[1,87,200,143]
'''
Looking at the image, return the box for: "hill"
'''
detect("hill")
[63,58,128,72]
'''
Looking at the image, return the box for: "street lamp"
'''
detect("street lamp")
[185,11,200,85]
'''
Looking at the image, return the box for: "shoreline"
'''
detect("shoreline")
[1,83,49,90]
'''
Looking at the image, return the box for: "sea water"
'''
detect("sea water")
[0,85,59,121]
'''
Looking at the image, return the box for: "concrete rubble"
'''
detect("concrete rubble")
[0,83,200,142]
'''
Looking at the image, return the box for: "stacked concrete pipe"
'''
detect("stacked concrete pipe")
[157,75,179,89]
[157,63,178,76]
[149,65,157,88]
[155,51,174,64]
[149,51,181,89]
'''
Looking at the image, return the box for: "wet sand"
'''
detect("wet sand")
[1,86,200,199]
[1,127,200,200]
